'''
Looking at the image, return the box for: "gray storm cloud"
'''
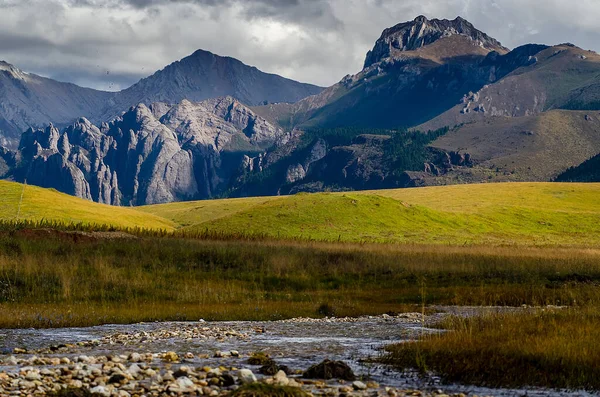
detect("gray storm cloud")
[0,0,599,91]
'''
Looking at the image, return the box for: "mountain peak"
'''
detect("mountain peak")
[0,60,30,80]
[188,48,218,60]
[364,16,509,68]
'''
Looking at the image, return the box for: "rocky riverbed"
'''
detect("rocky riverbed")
[0,311,593,397]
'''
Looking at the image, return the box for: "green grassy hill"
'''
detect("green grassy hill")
[1,179,599,246]
[0,180,175,230]
[141,182,600,246]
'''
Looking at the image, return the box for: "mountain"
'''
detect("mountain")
[4,15,600,205]
[0,51,323,149]
[419,44,600,131]
[7,97,288,205]
[97,49,323,122]
[242,17,600,194]
[254,16,517,130]
[0,61,112,149]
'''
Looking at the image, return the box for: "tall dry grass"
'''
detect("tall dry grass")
[382,307,600,390]
[1,227,600,328]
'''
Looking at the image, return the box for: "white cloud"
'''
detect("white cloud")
[0,0,599,91]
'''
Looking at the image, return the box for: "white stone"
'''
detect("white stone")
[353,381,368,390]
[175,376,196,392]
[238,369,257,384]
[90,386,111,397]
[127,363,141,377]
[273,370,289,386]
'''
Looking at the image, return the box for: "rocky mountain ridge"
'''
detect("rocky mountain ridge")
[0,50,322,150]
[0,61,112,149]
[8,97,287,205]
[364,16,508,68]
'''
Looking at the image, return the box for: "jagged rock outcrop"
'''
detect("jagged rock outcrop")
[364,16,508,68]
[8,97,286,205]
[284,138,328,184]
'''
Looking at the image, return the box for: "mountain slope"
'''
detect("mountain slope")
[0,61,112,149]
[0,51,323,149]
[556,152,600,182]
[97,49,323,121]
[420,44,600,131]
[420,110,600,184]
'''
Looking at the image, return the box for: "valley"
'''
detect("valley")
[1,182,600,394]
[1,9,599,397]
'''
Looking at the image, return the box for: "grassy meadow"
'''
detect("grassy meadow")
[382,307,600,390]
[2,179,600,246]
[0,230,600,328]
[0,180,174,230]
[142,182,600,246]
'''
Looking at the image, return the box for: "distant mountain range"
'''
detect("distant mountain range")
[0,50,323,149]
[2,15,600,205]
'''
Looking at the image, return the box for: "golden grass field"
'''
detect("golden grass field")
[142,182,600,246]
[2,180,599,246]
[0,180,175,230]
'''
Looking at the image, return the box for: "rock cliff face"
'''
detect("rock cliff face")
[10,97,286,205]
[364,16,508,68]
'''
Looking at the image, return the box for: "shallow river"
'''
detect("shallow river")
[0,311,595,397]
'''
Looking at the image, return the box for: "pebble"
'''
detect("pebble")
[128,352,142,362]
[277,312,425,324]
[90,385,111,396]
[353,380,368,390]
[238,369,257,384]
[162,351,179,362]
[0,317,498,397]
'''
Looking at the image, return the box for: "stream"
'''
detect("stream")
[0,309,595,396]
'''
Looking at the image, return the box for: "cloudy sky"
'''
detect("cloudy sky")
[1,0,600,91]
